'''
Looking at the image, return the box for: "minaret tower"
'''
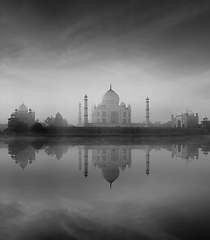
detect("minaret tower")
[145,97,150,127]
[84,95,88,126]
[145,146,150,175]
[84,148,88,178]
[78,103,82,126]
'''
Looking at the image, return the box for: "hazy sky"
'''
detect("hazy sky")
[1,0,210,124]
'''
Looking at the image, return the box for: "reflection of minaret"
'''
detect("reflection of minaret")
[145,97,150,127]
[84,148,88,178]
[78,147,82,170]
[78,103,82,126]
[145,146,150,175]
[84,95,88,126]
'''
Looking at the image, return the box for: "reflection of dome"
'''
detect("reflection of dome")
[18,103,28,112]
[102,167,119,187]
[120,164,126,170]
[102,85,119,104]
[18,159,28,169]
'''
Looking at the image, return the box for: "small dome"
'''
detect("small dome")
[56,112,62,117]
[102,85,119,105]
[188,110,194,116]
[182,107,188,114]
[120,102,126,107]
[18,103,28,112]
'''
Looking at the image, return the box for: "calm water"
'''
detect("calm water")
[1,137,210,240]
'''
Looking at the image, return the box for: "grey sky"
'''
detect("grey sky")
[1,0,210,124]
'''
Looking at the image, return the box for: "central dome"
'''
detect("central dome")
[102,85,119,104]
[18,103,28,112]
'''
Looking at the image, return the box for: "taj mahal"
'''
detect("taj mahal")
[78,85,150,127]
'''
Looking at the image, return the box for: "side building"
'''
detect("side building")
[171,108,198,128]
[8,103,35,127]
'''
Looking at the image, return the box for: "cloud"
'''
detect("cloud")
[0,201,24,240]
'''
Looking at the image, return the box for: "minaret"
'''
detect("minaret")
[145,146,150,175]
[145,97,150,127]
[78,103,82,126]
[84,148,88,178]
[84,95,88,126]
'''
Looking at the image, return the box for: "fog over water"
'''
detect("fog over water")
[1,137,210,240]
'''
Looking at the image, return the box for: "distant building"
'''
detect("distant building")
[8,103,35,127]
[201,117,210,128]
[171,108,198,128]
[44,112,68,127]
[54,112,68,127]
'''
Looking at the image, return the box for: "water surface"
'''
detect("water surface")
[1,137,210,240]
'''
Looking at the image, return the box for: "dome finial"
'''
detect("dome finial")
[110,84,112,90]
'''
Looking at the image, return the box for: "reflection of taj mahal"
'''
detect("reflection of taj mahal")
[92,147,131,187]
[78,146,151,187]
[78,146,132,187]
[78,85,150,127]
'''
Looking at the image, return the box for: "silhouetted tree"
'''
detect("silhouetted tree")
[30,122,48,134]
[30,122,43,132]
[8,119,29,133]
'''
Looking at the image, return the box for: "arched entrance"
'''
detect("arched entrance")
[177,120,181,128]
[111,111,119,123]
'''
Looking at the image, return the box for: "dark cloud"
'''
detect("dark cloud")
[1,0,210,76]
[158,210,210,240]
[0,202,24,240]
[148,198,210,240]
[2,198,210,240]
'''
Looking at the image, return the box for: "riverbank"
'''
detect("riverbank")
[1,134,210,146]
[2,126,209,137]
